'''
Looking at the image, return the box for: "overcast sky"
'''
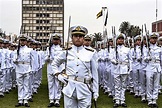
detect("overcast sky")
[0,0,162,36]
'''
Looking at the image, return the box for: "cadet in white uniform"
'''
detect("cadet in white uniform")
[83,34,93,49]
[131,35,142,97]
[105,37,115,97]
[157,37,162,94]
[143,33,161,108]
[14,34,34,107]
[140,36,148,103]
[52,26,99,108]
[0,38,4,97]
[46,33,62,107]
[110,33,132,108]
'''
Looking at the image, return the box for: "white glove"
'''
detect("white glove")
[111,60,118,65]
[93,92,99,101]
[58,74,68,85]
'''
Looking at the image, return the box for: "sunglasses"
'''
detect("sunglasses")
[20,39,27,41]
[85,39,91,41]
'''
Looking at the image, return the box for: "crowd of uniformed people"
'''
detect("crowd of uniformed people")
[0,25,162,108]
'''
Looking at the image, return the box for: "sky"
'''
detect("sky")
[0,0,162,37]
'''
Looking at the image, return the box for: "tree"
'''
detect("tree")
[91,32,103,48]
[119,21,141,37]
[119,21,130,35]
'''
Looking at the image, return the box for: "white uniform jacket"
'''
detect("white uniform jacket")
[31,49,39,72]
[1,48,7,70]
[131,46,142,70]
[110,45,132,74]
[144,44,161,72]
[14,45,34,73]
[52,45,99,100]
[45,45,63,74]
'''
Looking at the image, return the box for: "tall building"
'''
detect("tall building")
[22,0,64,49]
[152,19,162,36]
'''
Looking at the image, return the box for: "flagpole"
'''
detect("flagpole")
[156,0,158,32]
[102,7,107,48]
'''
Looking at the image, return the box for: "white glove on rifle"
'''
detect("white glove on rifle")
[111,59,118,65]
[93,92,99,101]
[58,74,68,85]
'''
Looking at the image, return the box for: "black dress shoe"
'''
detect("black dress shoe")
[33,92,37,94]
[148,104,153,107]
[152,104,158,108]
[121,103,127,107]
[28,98,33,102]
[0,95,4,98]
[15,103,23,107]
[48,103,54,107]
[108,95,113,98]
[54,103,60,107]
[24,103,30,107]
[5,91,9,94]
[141,99,147,103]
[113,103,119,108]
[134,95,138,98]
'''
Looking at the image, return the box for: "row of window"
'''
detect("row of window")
[36,33,50,36]
[21,26,63,31]
[22,7,63,11]
[23,20,63,26]
[23,0,63,5]
[36,0,63,5]
[22,13,63,18]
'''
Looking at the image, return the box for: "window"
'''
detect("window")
[23,1,29,4]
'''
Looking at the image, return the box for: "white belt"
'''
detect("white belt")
[118,61,129,65]
[18,61,30,64]
[150,59,160,63]
[67,75,92,84]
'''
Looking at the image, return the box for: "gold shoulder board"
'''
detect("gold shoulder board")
[85,47,94,52]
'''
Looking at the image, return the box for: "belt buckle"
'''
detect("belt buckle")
[84,78,91,84]
[76,77,84,82]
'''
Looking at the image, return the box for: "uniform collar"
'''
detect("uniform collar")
[150,44,157,48]
[117,45,124,49]
[21,45,27,49]
[72,45,84,53]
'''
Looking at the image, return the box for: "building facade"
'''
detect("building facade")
[152,19,162,36]
[22,0,64,49]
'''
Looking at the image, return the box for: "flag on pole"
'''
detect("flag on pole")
[96,10,102,19]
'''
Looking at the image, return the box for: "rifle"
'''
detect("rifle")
[64,16,71,71]
[112,26,118,61]
[144,24,150,57]
[140,25,144,61]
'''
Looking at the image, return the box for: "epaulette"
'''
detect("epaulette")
[63,47,72,50]
[85,47,94,52]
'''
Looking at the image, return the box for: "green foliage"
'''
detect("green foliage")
[0,65,162,108]
[119,21,142,37]
[91,32,102,48]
